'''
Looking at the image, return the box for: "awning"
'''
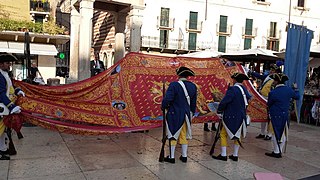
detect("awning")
[0,41,58,56]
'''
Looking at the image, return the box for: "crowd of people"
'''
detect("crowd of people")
[161,64,299,163]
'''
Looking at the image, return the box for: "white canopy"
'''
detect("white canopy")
[221,48,280,61]
[179,49,221,58]
[0,41,58,56]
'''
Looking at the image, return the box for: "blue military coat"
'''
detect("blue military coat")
[217,83,252,139]
[267,84,300,142]
[161,78,197,140]
[0,72,18,112]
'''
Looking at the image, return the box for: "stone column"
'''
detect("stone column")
[68,6,80,83]
[78,0,94,81]
[129,5,145,52]
[114,33,125,64]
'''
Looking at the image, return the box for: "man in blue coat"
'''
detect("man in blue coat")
[265,73,299,158]
[161,66,197,163]
[212,72,252,161]
[0,53,24,160]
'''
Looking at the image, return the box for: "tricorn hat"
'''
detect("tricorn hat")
[270,64,280,71]
[270,73,289,83]
[231,72,249,82]
[0,53,18,63]
[176,66,195,77]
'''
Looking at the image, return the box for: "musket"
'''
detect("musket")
[209,83,230,155]
[209,119,222,155]
[7,128,17,155]
[158,81,167,162]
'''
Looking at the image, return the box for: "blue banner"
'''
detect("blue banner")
[284,23,313,122]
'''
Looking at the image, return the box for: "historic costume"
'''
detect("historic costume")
[265,73,299,158]
[212,72,251,161]
[0,53,24,160]
[161,66,197,163]
[251,64,280,140]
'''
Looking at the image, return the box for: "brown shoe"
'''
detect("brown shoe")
[212,154,227,161]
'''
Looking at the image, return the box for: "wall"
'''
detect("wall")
[38,55,65,84]
[142,0,320,52]
[0,0,30,20]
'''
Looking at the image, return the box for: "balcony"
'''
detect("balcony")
[30,0,50,12]
[141,36,213,51]
[216,23,232,36]
[185,20,203,33]
[242,27,258,39]
[252,0,271,6]
[156,16,175,31]
[267,29,281,40]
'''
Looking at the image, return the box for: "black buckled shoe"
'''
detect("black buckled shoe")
[228,155,239,161]
[265,152,282,158]
[256,134,265,139]
[164,156,175,164]
[212,154,227,161]
[264,135,272,141]
[179,155,187,163]
[0,153,10,160]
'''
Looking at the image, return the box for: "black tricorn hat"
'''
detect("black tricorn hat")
[176,66,195,77]
[0,53,18,62]
[231,72,249,82]
[270,64,280,71]
[270,73,289,83]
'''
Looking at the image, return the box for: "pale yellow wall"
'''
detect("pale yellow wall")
[0,0,29,21]
[38,55,65,85]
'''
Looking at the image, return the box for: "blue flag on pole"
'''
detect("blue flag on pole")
[284,23,313,122]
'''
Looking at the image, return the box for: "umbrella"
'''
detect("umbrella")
[221,48,281,62]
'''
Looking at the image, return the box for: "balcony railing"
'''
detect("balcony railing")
[242,27,258,38]
[185,20,203,33]
[216,23,232,36]
[30,0,50,12]
[156,16,175,31]
[141,36,213,51]
[267,29,281,40]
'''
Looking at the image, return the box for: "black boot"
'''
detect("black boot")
[204,123,210,132]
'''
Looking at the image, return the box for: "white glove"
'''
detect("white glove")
[17,90,25,97]
[10,106,21,114]
[216,113,223,119]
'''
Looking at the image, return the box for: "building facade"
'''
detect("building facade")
[141,0,320,54]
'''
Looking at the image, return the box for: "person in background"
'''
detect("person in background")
[249,64,281,141]
[212,72,252,162]
[0,53,25,160]
[265,73,299,158]
[161,66,197,164]
[90,53,105,77]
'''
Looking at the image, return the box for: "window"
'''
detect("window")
[219,15,228,33]
[267,40,279,51]
[160,30,168,48]
[269,22,277,38]
[160,8,169,27]
[189,12,198,30]
[218,36,226,52]
[188,33,197,50]
[244,19,253,50]
[218,15,228,52]
[298,0,305,7]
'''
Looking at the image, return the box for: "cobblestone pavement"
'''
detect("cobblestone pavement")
[1,121,319,180]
